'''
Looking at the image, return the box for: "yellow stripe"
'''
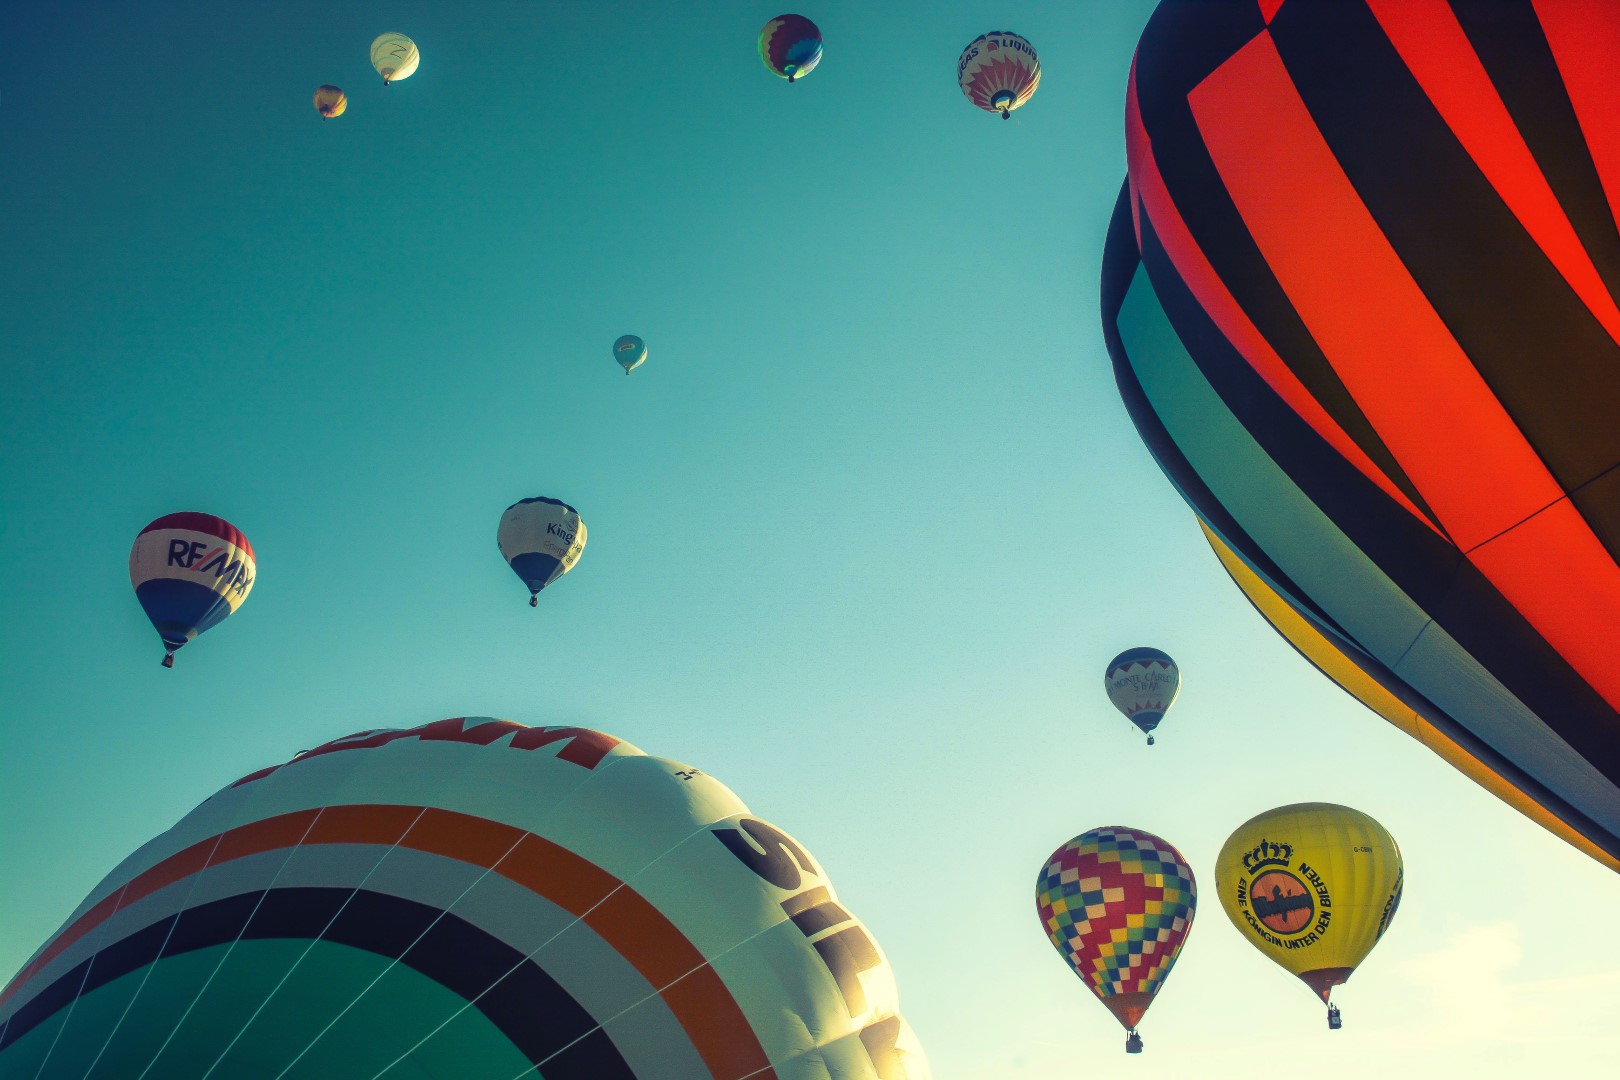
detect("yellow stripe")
[1199,519,1620,874]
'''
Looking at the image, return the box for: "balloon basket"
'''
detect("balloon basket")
[1125,1030,1143,1054]
[529,595,538,608]
[161,653,174,669]
[1327,1004,1342,1030]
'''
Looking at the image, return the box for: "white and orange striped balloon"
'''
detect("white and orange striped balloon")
[0,717,930,1078]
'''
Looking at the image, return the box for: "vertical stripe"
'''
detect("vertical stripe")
[1365,0,1620,346]
[1534,0,1620,256]
[1192,30,1620,714]
[1190,29,1563,549]
[1125,82,1441,535]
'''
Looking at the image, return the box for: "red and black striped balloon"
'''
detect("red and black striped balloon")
[1108,0,1620,871]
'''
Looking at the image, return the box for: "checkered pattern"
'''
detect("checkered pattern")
[1035,827,1196,1001]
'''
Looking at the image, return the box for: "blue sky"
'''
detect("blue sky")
[3,2,1619,1076]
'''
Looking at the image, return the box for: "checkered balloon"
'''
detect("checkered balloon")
[1035,826,1196,1031]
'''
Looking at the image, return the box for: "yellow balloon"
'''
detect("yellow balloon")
[313,85,346,118]
[370,32,419,84]
[1214,803,1402,1018]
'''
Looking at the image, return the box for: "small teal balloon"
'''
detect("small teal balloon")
[613,335,647,375]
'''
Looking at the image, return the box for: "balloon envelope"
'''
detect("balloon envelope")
[128,512,254,666]
[370,32,419,83]
[1108,0,1620,874]
[313,85,346,118]
[957,31,1040,118]
[613,334,647,374]
[497,497,585,604]
[1214,803,1402,1008]
[1104,648,1180,737]
[1035,827,1195,1037]
[759,14,823,82]
[0,717,930,1077]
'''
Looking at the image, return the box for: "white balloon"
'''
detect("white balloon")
[370,32,420,83]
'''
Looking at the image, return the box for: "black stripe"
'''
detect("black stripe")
[1135,196,1469,616]
[1452,0,1620,308]
[1132,0,1440,525]
[0,889,636,1077]
[1272,0,1620,500]
[1103,181,1347,637]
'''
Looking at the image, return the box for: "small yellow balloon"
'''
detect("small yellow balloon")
[313,85,346,118]
[1215,803,1402,1019]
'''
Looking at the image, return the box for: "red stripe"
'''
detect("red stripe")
[1533,0,1620,248]
[1365,0,1620,347]
[1125,71,1443,535]
[138,513,255,561]
[1188,30,1562,548]
[0,806,776,1080]
[1469,499,1620,713]
[1189,29,1620,713]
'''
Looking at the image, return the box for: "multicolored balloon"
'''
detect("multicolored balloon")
[497,497,585,606]
[1214,803,1402,1027]
[1104,648,1180,745]
[128,512,254,668]
[613,334,647,375]
[759,14,823,83]
[313,85,346,118]
[0,717,931,1077]
[370,32,419,84]
[1035,827,1196,1054]
[957,32,1040,119]
[1108,0,1620,873]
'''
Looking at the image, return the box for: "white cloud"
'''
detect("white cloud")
[1397,922,1620,1047]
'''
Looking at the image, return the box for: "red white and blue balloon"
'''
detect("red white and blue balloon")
[128,512,255,668]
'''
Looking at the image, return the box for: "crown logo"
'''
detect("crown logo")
[1242,839,1293,874]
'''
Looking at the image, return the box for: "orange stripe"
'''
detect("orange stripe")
[0,806,776,1080]
[1188,30,1564,550]
[1365,0,1620,347]
[1125,72,1442,535]
[1534,0,1620,240]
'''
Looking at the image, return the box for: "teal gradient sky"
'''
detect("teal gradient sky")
[3,2,1618,1075]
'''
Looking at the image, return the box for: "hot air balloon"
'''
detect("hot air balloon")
[497,497,584,606]
[313,85,346,118]
[1214,803,1402,1028]
[957,32,1040,119]
[128,513,254,668]
[1036,827,1195,1054]
[613,334,647,375]
[0,717,931,1077]
[759,14,822,83]
[1107,0,1620,874]
[370,32,419,84]
[1104,648,1180,745]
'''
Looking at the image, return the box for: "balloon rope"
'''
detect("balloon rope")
[79,833,228,1076]
[502,906,822,1080]
[367,767,792,1080]
[269,825,531,1079]
[193,806,429,1080]
[22,876,138,1080]
[135,808,333,1080]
